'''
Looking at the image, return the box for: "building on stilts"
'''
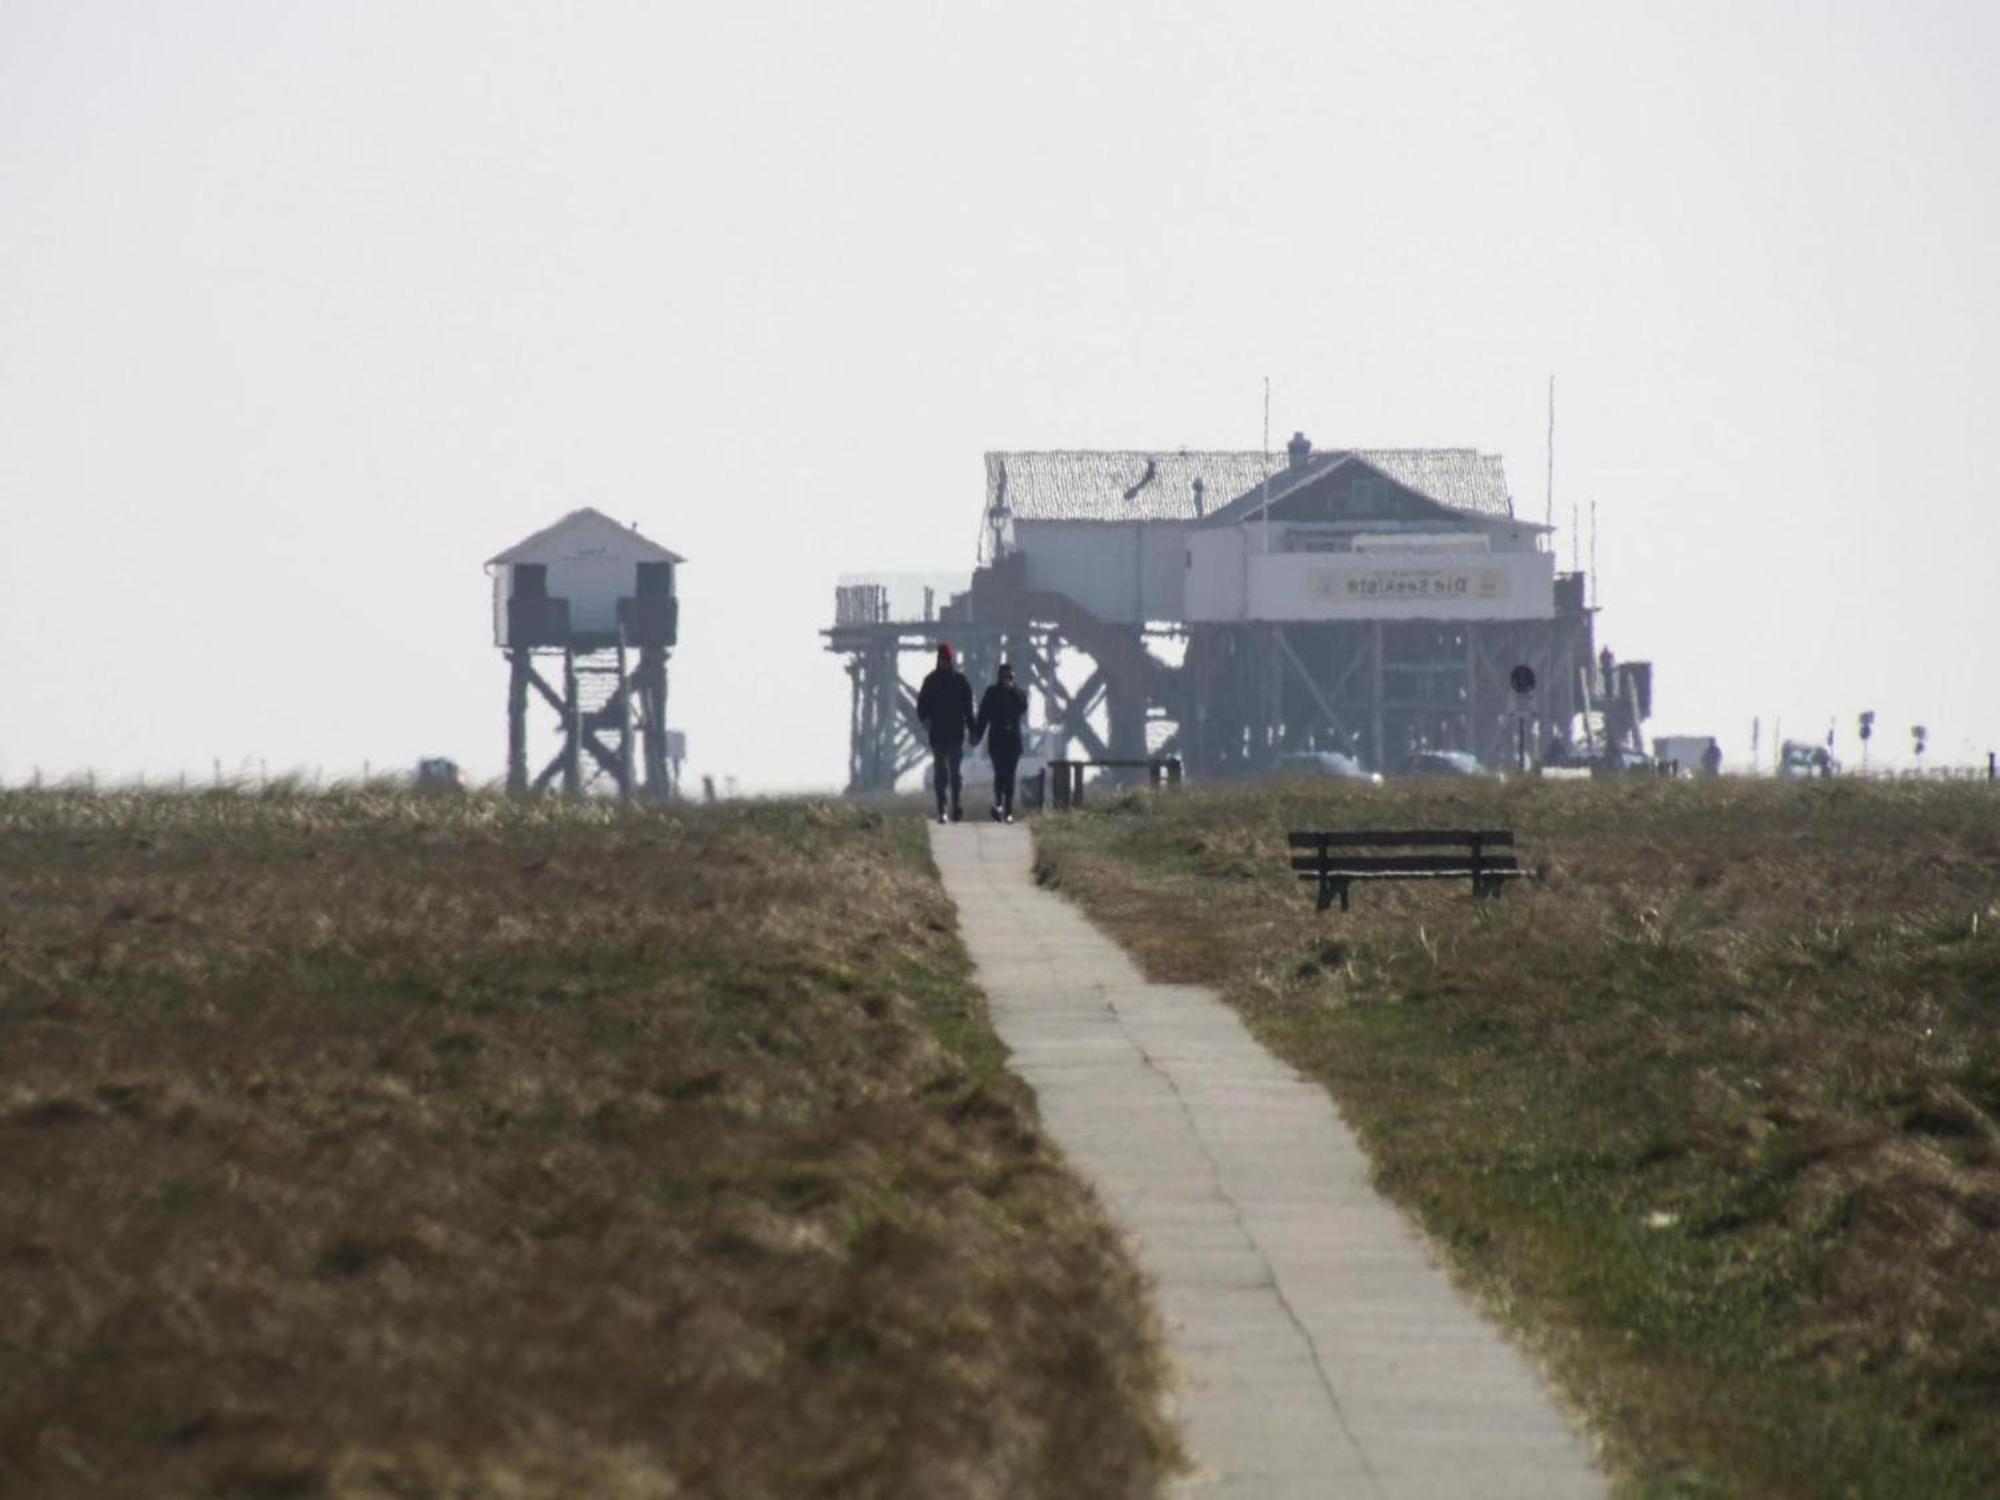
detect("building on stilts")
[489,508,685,799]
[826,434,1646,792]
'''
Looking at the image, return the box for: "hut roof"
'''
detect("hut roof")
[487,507,685,567]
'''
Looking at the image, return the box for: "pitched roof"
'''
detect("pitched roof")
[1200,450,1522,527]
[987,448,1513,525]
[486,507,685,567]
[1351,449,1514,518]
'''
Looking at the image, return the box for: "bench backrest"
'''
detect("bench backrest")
[1286,830,1514,851]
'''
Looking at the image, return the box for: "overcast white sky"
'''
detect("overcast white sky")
[4,1,1996,788]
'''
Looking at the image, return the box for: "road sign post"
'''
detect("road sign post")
[1509,665,1537,773]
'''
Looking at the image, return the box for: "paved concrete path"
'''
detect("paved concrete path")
[929,821,1603,1499]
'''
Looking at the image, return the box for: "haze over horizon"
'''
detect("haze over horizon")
[6,2,1996,789]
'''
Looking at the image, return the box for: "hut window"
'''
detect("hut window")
[514,564,547,599]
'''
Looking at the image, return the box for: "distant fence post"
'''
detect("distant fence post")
[1050,760,1074,812]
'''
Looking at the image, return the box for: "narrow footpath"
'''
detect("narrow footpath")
[929,821,1604,1499]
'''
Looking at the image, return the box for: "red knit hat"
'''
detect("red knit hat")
[937,643,953,665]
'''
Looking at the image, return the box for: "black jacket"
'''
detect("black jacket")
[974,682,1030,758]
[916,666,975,748]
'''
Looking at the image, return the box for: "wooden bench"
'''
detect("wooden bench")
[1048,758,1183,811]
[1287,829,1525,912]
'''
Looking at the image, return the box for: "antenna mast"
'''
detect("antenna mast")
[1589,498,1599,608]
[1260,376,1273,555]
[1544,374,1555,531]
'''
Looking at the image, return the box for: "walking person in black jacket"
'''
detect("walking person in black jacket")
[972,661,1031,823]
[915,643,975,824]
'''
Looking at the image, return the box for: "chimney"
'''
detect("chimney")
[1191,477,1206,518]
[1286,431,1311,470]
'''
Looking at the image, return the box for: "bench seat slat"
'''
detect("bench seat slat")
[1290,853,1522,876]
[1286,829,1514,850]
[1297,867,1527,882]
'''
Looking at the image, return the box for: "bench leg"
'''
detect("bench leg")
[1316,877,1334,913]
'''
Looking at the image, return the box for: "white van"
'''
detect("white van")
[961,726,1056,808]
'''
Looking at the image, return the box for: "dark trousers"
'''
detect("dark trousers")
[931,742,964,816]
[990,748,1020,816]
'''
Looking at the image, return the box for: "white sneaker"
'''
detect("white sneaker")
[1003,813,1014,824]
[937,811,949,825]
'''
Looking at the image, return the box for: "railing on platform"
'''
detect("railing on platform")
[1048,757,1183,811]
[833,584,889,626]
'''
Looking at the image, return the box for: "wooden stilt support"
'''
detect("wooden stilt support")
[640,645,670,798]
[615,631,634,801]
[561,646,582,797]
[507,651,529,793]
[1368,622,1385,771]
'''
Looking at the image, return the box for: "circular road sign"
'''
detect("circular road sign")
[1509,664,1537,696]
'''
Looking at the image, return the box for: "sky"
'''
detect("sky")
[4,0,1997,788]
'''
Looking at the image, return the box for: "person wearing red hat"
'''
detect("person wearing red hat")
[915,642,976,824]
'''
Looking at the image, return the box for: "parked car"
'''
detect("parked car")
[1778,740,1839,779]
[1541,738,1588,769]
[1274,750,1383,785]
[413,757,465,793]
[1403,749,1496,779]
[1589,747,1656,777]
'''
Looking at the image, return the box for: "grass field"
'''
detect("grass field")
[1034,776,2000,1499]
[0,787,1182,1499]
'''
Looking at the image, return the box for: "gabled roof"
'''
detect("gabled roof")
[1349,449,1514,519]
[987,447,1513,525]
[1201,450,1522,528]
[486,507,685,567]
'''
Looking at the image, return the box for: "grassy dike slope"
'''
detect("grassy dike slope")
[1035,777,2000,1499]
[0,789,1182,1499]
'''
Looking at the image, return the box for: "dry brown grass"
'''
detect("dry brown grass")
[0,786,1182,1499]
[1035,776,2000,1499]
